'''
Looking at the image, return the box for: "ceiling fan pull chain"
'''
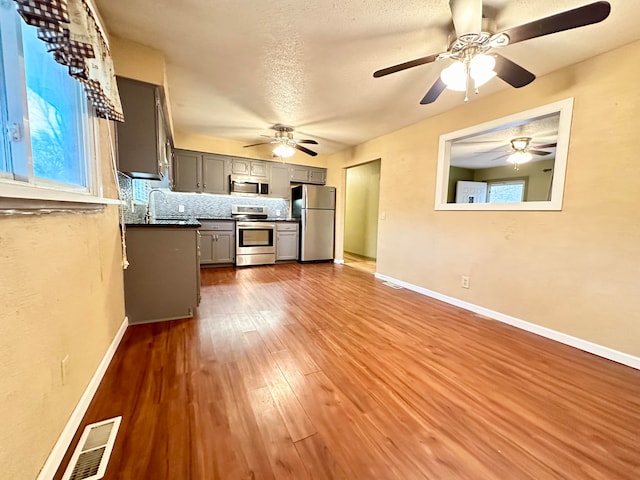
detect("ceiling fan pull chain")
[464,61,470,102]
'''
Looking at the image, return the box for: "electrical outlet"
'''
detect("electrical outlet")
[178,204,185,213]
[461,275,470,289]
[380,212,386,220]
[61,355,70,385]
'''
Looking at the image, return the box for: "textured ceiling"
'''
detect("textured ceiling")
[95,0,640,155]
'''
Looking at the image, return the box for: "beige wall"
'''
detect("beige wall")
[328,39,640,358]
[111,35,175,137]
[0,120,126,479]
[344,160,380,258]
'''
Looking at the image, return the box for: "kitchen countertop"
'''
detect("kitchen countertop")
[197,217,299,222]
[125,218,202,228]
[126,217,299,227]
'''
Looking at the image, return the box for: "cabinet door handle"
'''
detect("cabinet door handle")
[203,183,207,188]
[196,182,201,188]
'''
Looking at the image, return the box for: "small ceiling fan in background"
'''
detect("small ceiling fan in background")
[492,137,558,165]
[373,1,611,104]
[244,124,319,158]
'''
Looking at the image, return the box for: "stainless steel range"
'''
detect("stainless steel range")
[232,206,276,266]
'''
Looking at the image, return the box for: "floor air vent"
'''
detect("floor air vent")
[62,416,121,480]
[382,281,403,289]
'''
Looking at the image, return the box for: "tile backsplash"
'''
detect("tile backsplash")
[154,192,290,219]
[118,175,290,221]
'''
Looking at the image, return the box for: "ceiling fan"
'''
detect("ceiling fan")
[493,137,558,164]
[373,1,611,104]
[243,124,319,158]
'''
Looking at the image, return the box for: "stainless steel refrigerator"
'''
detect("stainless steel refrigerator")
[292,184,336,262]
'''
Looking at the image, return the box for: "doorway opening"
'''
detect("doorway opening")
[344,159,381,274]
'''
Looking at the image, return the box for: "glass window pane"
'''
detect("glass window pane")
[488,182,525,203]
[21,22,86,186]
[0,25,10,174]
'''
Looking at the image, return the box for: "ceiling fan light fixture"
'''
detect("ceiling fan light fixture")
[469,54,496,88]
[507,151,532,164]
[273,143,295,158]
[511,137,531,150]
[441,54,496,93]
[440,61,467,92]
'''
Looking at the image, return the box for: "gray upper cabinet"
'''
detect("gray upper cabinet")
[269,163,291,198]
[116,76,166,180]
[250,161,267,177]
[289,165,327,185]
[231,158,250,175]
[289,165,309,183]
[174,150,200,192]
[231,158,267,177]
[202,155,227,194]
[174,149,229,194]
[308,167,327,185]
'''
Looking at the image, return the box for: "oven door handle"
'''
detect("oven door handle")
[236,224,276,230]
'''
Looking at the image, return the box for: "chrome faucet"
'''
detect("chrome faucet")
[145,189,167,223]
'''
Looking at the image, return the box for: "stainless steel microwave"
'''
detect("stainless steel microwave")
[229,175,269,196]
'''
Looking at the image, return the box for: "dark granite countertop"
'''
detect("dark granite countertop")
[125,218,201,228]
[197,217,299,222]
[126,217,299,228]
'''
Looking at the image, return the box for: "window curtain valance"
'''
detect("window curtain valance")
[13,0,124,122]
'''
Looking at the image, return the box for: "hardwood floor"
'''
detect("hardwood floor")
[343,251,376,274]
[54,263,640,479]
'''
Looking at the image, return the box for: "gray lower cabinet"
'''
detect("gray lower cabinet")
[174,150,229,194]
[124,226,200,324]
[276,222,299,261]
[269,163,291,198]
[199,220,235,265]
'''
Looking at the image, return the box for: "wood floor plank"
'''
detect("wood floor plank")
[53,263,640,480]
[241,331,316,442]
[247,386,310,479]
[218,361,275,480]
[293,433,349,480]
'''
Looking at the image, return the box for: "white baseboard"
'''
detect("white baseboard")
[37,317,129,480]
[375,273,640,371]
[333,259,345,264]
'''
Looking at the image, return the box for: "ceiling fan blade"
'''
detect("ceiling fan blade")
[449,0,482,36]
[534,142,557,149]
[373,53,439,78]
[297,139,319,145]
[420,77,447,105]
[529,149,552,156]
[294,144,318,157]
[491,153,511,161]
[499,1,611,46]
[243,142,269,148]
[493,54,535,88]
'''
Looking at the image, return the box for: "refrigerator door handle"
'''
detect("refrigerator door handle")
[303,209,307,230]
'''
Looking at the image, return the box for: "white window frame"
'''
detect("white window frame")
[434,98,574,211]
[0,2,117,206]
